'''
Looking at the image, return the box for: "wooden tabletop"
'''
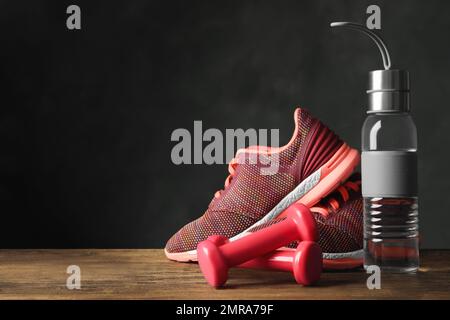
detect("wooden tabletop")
[0,249,448,299]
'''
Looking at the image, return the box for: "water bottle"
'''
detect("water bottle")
[362,70,419,272]
[331,23,419,272]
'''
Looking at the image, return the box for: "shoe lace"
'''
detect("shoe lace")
[310,179,361,217]
[214,157,239,199]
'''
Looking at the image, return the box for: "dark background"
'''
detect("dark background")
[1,0,449,248]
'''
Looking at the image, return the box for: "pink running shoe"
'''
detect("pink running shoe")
[165,108,359,262]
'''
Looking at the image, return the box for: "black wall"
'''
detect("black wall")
[1,0,449,248]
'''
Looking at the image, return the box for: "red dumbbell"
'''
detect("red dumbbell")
[207,235,322,285]
[197,203,317,287]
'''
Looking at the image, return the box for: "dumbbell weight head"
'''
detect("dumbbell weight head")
[292,241,322,285]
[197,238,230,287]
[288,205,318,242]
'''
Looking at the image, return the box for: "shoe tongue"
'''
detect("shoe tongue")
[233,107,303,159]
[234,145,273,161]
[242,145,273,153]
[293,107,301,126]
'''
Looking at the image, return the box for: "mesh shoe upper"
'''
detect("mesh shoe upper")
[315,195,363,253]
[247,173,363,253]
[165,108,343,254]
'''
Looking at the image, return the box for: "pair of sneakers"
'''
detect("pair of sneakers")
[165,108,363,269]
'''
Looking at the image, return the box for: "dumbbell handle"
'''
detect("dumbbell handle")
[239,249,298,271]
[239,242,323,285]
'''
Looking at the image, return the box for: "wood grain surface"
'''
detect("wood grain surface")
[0,249,448,299]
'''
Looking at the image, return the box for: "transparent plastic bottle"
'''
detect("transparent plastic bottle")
[362,112,419,272]
[330,22,419,272]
